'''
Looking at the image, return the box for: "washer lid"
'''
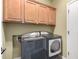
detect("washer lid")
[50,40,60,52]
[22,32,40,38]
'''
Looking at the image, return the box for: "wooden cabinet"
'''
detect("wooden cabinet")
[3,0,22,22]
[24,1,56,25]
[25,1,39,23]
[3,0,56,25]
[48,8,56,25]
[38,5,48,24]
[38,4,56,25]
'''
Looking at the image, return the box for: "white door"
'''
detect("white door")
[68,0,78,3]
[67,1,78,59]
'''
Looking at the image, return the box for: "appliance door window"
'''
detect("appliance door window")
[49,38,61,57]
[50,40,60,52]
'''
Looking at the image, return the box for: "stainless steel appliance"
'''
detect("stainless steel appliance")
[18,31,62,59]
[40,31,62,59]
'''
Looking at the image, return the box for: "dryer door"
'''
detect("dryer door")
[50,40,60,52]
[49,38,61,57]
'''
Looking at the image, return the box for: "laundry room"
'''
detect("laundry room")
[1,0,78,59]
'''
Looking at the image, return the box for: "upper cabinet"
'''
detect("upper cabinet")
[38,4,48,24]
[3,0,56,25]
[25,0,39,23]
[3,0,22,22]
[48,8,56,25]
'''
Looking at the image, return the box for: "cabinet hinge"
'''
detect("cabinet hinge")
[68,31,70,35]
[68,10,69,14]
[68,51,69,56]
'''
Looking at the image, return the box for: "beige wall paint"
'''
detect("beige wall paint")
[2,26,6,59]
[3,23,54,59]
[51,0,67,57]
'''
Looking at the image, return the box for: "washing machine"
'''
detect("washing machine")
[47,35,62,59]
[40,32,62,59]
[18,31,62,59]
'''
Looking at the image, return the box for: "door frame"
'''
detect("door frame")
[66,1,78,59]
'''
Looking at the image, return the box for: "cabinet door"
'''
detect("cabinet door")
[38,5,48,24]
[4,0,22,22]
[48,8,56,25]
[25,1,38,23]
